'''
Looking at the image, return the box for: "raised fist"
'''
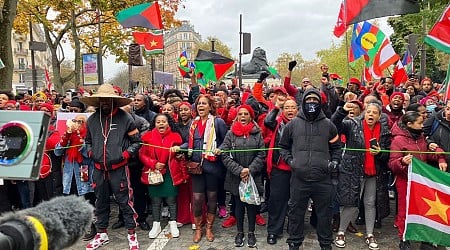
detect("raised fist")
[288,61,297,71]
[258,72,270,82]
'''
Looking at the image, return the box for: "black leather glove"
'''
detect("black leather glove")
[288,61,297,71]
[258,72,270,82]
[328,160,339,178]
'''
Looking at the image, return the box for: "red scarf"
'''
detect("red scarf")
[231,121,254,138]
[363,120,381,176]
[267,113,290,175]
[62,126,87,163]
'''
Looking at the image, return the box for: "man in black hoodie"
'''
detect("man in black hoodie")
[279,88,342,250]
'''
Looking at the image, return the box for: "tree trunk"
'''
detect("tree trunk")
[0,0,18,90]
[71,9,81,88]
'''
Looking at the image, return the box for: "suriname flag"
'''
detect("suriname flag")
[405,158,450,246]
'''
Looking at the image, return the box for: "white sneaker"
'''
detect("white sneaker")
[169,220,180,238]
[86,233,109,250]
[366,234,379,250]
[127,233,139,250]
[191,223,196,230]
[334,232,346,248]
[161,206,169,217]
[148,221,161,239]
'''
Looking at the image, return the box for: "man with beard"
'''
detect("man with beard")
[279,89,342,250]
[381,77,396,97]
[421,77,440,100]
[133,93,157,123]
[81,84,142,250]
[383,92,405,128]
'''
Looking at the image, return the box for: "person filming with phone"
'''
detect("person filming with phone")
[331,100,391,250]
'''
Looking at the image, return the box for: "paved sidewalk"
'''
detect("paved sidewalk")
[69,201,447,250]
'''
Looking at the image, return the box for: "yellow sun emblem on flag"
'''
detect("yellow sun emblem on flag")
[422,192,450,224]
[361,33,377,50]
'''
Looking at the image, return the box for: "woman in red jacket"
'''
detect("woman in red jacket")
[139,113,185,239]
[389,111,447,250]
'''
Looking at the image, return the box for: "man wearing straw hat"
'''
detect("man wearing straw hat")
[81,84,142,250]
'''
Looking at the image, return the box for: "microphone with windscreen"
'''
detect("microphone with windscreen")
[0,195,94,250]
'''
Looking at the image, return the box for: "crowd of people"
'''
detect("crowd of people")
[0,62,449,250]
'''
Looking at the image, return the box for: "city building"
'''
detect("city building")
[163,20,201,90]
[11,24,50,94]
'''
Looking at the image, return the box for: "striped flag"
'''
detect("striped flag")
[44,67,53,91]
[405,158,450,246]
[424,5,450,54]
[0,57,4,69]
[438,62,450,103]
[402,50,414,74]
[372,38,400,76]
[392,60,408,87]
[132,30,164,55]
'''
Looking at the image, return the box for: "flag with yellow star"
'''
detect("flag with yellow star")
[405,158,450,246]
[132,30,164,55]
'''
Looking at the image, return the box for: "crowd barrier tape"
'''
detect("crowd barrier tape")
[45,143,450,155]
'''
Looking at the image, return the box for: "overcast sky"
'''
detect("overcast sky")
[102,0,393,79]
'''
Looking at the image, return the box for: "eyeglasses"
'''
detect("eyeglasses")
[72,119,84,124]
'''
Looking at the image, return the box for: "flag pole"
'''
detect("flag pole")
[343,0,352,85]
[238,14,243,89]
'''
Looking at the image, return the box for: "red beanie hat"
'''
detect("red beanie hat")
[40,102,54,112]
[6,100,17,106]
[238,104,255,119]
[179,101,192,109]
[349,78,361,87]
[390,92,404,101]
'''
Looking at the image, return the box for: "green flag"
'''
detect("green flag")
[0,57,4,69]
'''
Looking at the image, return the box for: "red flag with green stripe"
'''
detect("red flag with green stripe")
[424,5,450,54]
[405,158,450,246]
[194,49,234,86]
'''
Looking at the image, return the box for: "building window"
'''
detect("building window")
[183,33,188,40]
[19,73,25,83]
[18,58,26,70]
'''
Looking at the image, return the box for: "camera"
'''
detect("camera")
[0,111,50,180]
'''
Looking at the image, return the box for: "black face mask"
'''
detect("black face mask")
[303,102,321,121]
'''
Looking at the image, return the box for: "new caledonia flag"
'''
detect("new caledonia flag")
[405,158,450,246]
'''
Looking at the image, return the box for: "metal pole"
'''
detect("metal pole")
[238,14,243,89]
[97,10,104,85]
[151,57,155,91]
[29,21,37,93]
[211,39,216,52]
[128,64,132,93]
[420,17,426,80]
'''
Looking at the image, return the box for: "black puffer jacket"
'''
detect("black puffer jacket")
[331,107,391,213]
[220,123,265,196]
[279,88,342,182]
[426,110,450,172]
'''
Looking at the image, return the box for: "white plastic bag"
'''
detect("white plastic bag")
[239,174,261,205]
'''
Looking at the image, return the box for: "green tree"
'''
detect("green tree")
[316,31,365,85]
[0,0,18,90]
[194,36,233,59]
[388,1,448,81]
[273,52,307,84]
[10,0,183,92]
